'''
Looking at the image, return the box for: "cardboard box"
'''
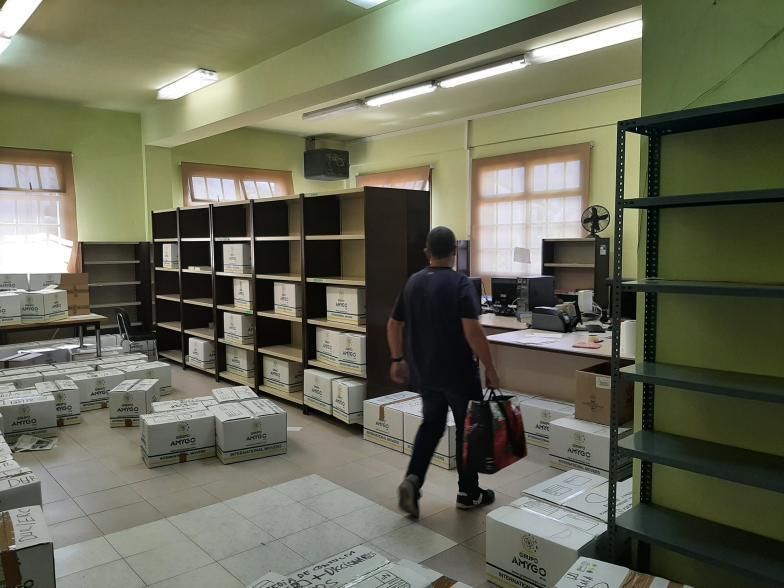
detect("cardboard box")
[211,398,287,464]
[520,397,575,448]
[233,278,252,310]
[223,312,254,345]
[555,557,693,588]
[326,286,366,325]
[20,288,68,323]
[0,274,28,291]
[140,410,216,468]
[152,398,216,413]
[403,400,456,470]
[362,391,420,451]
[338,333,367,376]
[68,368,125,411]
[27,274,61,291]
[0,372,42,389]
[226,346,255,378]
[486,496,607,588]
[575,363,633,426]
[0,394,57,441]
[0,506,55,588]
[118,362,172,395]
[263,357,303,394]
[315,327,341,365]
[549,418,632,478]
[0,465,42,511]
[188,337,215,370]
[211,385,257,404]
[273,282,302,317]
[332,378,366,425]
[0,292,21,326]
[162,243,179,269]
[222,243,251,273]
[23,346,70,364]
[34,380,81,426]
[109,379,160,427]
[303,369,342,414]
[41,366,93,382]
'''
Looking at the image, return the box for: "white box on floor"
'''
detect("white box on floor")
[273,282,302,317]
[0,373,42,389]
[226,346,255,379]
[118,361,172,395]
[326,286,366,325]
[362,391,419,452]
[486,496,607,588]
[141,410,216,468]
[0,292,21,326]
[27,274,61,291]
[520,397,575,448]
[0,466,42,511]
[403,400,457,470]
[68,368,125,411]
[0,506,55,588]
[212,385,257,404]
[549,418,632,479]
[20,288,68,323]
[303,369,342,414]
[34,380,81,426]
[223,243,251,273]
[212,398,287,464]
[42,366,93,382]
[555,557,694,588]
[315,327,341,365]
[223,312,254,345]
[109,379,160,427]
[151,399,215,413]
[188,337,215,370]
[0,394,57,441]
[233,278,252,310]
[0,274,28,291]
[332,378,366,424]
[263,357,303,394]
[338,333,367,376]
[162,243,179,269]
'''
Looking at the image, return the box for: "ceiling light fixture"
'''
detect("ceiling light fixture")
[526,20,642,64]
[438,57,527,89]
[157,69,219,100]
[0,0,43,38]
[365,83,437,107]
[346,0,391,8]
[302,100,367,121]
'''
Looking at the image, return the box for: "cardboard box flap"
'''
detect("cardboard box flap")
[555,557,693,588]
[506,496,607,538]
[488,504,599,552]
[523,470,606,505]
[210,402,253,422]
[243,398,285,416]
[1,506,50,550]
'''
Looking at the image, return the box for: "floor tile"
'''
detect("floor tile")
[75,485,145,515]
[99,454,169,484]
[170,457,229,485]
[272,474,340,501]
[145,485,219,516]
[372,523,456,563]
[333,503,411,540]
[202,475,269,501]
[318,456,400,486]
[43,497,84,526]
[219,541,309,585]
[240,455,309,485]
[35,435,93,469]
[421,544,488,587]
[301,487,374,519]
[35,467,70,504]
[419,503,493,543]
[54,536,121,578]
[106,519,188,557]
[247,502,326,539]
[126,537,214,585]
[49,515,104,548]
[149,562,243,588]
[462,531,485,555]
[89,500,163,534]
[47,460,126,497]
[282,520,364,563]
[225,486,294,518]
[131,472,195,500]
[57,558,144,588]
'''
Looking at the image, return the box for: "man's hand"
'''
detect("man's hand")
[390,360,409,385]
[485,367,500,390]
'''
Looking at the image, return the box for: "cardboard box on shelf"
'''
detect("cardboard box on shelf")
[362,391,420,452]
[141,410,216,468]
[222,243,251,273]
[20,288,68,323]
[223,312,254,345]
[226,346,255,379]
[233,278,252,310]
[555,558,693,588]
[315,327,341,365]
[211,386,257,404]
[0,274,28,291]
[338,333,367,377]
[303,369,342,414]
[575,362,634,426]
[331,377,366,425]
[118,362,172,395]
[549,418,632,479]
[0,465,41,511]
[0,394,57,441]
[34,380,81,426]
[263,357,303,394]
[212,398,287,464]
[187,337,215,370]
[519,397,576,448]
[403,400,456,470]
[326,286,366,325]
[273,282,302,317]
[162,243,179,269]
[68,368,125,411]
[0,292,21,326]
[109,379,160,428]
[0,506,55,588]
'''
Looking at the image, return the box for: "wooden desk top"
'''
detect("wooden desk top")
[479,313,529,331]
[0,313,107,332]
[488,328,634,361]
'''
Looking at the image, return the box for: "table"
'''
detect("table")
[0,313,107,357]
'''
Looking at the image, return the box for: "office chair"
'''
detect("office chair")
[115,308,158,361]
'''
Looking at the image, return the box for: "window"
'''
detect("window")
[0,148,78,273]
[357,166,431,191]
[181,162,294,206]
[471,144,590,277]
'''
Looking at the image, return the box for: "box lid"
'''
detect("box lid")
[523,470,606,505]
[242,398,284,416]
[210,402,253,422]
[0,506,51,551]
[550,417,630,438]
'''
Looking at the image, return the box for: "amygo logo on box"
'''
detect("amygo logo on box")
[568,432,590,459]
[246,419,267,443]
[171,422,196,447]
[512,534,547,582]
[12,405,36,427]
[118,393,139,413]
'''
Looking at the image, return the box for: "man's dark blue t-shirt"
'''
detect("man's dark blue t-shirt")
[392,266,480,391]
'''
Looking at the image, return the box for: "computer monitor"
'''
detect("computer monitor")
[491,277,518,306]
[606,278,637,320]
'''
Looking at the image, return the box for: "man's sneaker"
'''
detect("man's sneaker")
[456,488,495,510]
[398,474,421,518]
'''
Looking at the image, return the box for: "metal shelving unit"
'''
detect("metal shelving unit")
[608,93,784,585]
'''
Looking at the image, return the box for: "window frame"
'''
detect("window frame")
[356,166,431,191]
[181,162,295,206]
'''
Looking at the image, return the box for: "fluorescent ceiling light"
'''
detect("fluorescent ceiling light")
[0,0,43,38]
[438,57,527,89]
[0,36,11,56]
[365,83,437,107]
[157,69,218,100]
[347,0,390,8]
[527,20,642,64]
[303,100,366,121]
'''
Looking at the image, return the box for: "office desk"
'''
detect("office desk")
[0,313,107,357]
[479,313,528,333]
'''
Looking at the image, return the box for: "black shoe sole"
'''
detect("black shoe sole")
[398,479,420,519]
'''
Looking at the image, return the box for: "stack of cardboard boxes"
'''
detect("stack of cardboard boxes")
[315,327,367,377]
[0,273,81,325]
[303,369,366,424]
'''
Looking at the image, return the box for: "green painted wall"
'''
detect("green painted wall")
[639,1,784,586]
[350,84,642,275]
[0,94,146,242]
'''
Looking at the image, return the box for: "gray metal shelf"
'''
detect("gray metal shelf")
[620,362,784,404]
[617,505,784,587]
[621,279,784,298]
[622,188,784,209]
[619,431,784,493]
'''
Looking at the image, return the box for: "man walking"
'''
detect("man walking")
[387,226,500,518]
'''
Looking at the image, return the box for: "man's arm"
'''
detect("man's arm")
[387,318,409,384]
[462,318,500,388]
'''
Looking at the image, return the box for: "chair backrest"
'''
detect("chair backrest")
[115,308,132,341]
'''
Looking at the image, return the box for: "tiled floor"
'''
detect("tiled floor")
[23,365,560,587]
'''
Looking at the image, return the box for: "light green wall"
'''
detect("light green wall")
[0,94,146,241]
[350,84,642,276]
[640,1,784,586]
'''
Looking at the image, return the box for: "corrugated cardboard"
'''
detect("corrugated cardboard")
[20,288,68,323]
[0,394,57,441]
[338,333,367,377]
[555,558,692,588]
[226,346,255,378]
[548,418,632,478]
[162,243,179,269]
[223,312,254,345]
[27,274,61,291]
[303,369,342,414]
[0,465,41,512]
[362,392,420,452]
[262,357,303,393]
[140,410,216,468]
[188,338,215,370]
[68,368,125,411]
[0,292,21,326]
[109,379,160,427]
[0,274,28,291]
[118,362,172,395]
[34,380,81,426]
[574,362,633,426]
[326,286,366,325]
[273,282,302,317]
[331,377,365,425]
[233,278,252,310]
[315,327,341,365]
[0,506,55,588]
[211,398,287,464]
[222,243,251,273]
[519,397,575,448]
[211,386,257,403]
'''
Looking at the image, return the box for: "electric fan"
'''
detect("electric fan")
[581,205,610,236]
